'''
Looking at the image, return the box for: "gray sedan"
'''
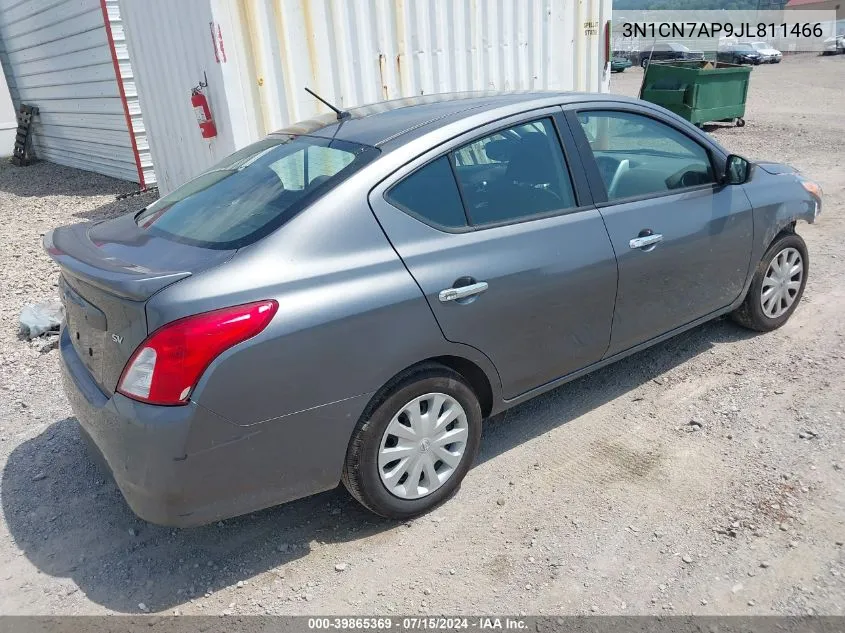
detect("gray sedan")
[46,92,822,526]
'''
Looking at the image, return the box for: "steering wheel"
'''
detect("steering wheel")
[607,159,630,199]
[518,183,563,211]
[536,185,562,203]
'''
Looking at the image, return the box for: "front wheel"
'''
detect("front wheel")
[731,232,808,332]
[341,365,482,519]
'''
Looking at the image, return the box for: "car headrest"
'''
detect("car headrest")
[505,133,558,184]
[484,139,516,162]
[308,174,332,188]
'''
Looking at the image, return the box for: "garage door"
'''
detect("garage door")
[0,0,154,186]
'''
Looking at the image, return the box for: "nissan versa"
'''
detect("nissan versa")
[46,92,822,526]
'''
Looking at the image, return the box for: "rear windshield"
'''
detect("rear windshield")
[136,135,379,249]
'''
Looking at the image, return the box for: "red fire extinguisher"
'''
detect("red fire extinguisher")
[191,73,217,139]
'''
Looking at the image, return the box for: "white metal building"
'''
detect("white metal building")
[121,0,612,194]
[0,60,14,156]
[2,0,611,193]
[0,0,154,185]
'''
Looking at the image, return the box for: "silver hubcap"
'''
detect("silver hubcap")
[378,393,469,500]
[761,247,803,318]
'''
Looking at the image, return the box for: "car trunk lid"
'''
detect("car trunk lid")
[45,215,235,395]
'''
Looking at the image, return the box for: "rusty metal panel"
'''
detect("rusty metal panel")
[242,0,611,131]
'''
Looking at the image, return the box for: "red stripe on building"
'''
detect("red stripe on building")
[99,0,146,189]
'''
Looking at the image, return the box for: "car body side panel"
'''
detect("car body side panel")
[62,324,374,526]
[597,184,754,356]
[173,393,375,525]
[741,166,819,270]
[367,107,617,400]
[561,102,755,355]
[146,174,502,428]
[369,200,618,399]
[498,163,818,409]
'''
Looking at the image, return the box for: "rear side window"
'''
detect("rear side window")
[136,135,379,249]
[386,156,468,228]
[451,118,576,225]
[386,117,578,230]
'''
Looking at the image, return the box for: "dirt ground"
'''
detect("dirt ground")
[0,54,843,617]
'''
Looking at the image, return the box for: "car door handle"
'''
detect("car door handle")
[438,282,489,303]
[629,233,664,250]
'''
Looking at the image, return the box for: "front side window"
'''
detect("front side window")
[136,136,378,249]
[576,110,715,201]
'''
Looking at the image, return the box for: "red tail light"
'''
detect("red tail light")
[117,300,278,405]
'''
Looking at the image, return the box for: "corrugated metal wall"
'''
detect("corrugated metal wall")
[103,0,155,186]
[0,56,14,156]
[122,0,611,193]
[119,0,247,194]
[0,0,154,184]
[241,0,610,134]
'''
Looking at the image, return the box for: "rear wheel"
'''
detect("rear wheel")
[341,365,482,519]
[732,232,808,331]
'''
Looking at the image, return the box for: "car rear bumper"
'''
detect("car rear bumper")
[59,327,371,527]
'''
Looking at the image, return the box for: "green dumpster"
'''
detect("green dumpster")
[639,60,752,127]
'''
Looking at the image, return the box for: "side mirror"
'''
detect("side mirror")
[724,154,750,184]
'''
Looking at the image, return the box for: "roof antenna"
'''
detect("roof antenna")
[304,87,350,121]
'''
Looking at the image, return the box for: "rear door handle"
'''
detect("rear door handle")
[438,281,489,303]
[629,233,663,250]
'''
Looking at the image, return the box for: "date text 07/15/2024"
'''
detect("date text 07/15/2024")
[307,617,529,630]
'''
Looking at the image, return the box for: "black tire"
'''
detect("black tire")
[736,118,746,127]
[641,58,649,68]
[731,232,808,332]
[341,364,482,519]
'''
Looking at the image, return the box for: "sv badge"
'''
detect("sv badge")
[111,333,124,345]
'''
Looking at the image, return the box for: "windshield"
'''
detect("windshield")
[136,135,379,249]
[751,42,768,49]
[734,44,754,51]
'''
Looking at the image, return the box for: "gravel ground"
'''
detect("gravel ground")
[0,54,843,616]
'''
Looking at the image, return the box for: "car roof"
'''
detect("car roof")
[271,91,638,149]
